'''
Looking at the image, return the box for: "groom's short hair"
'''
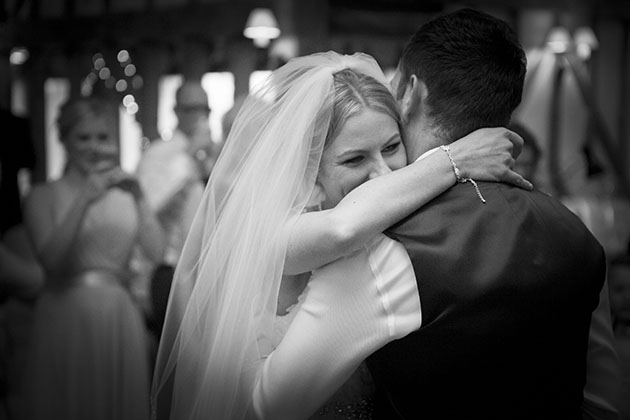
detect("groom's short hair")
[397,8,527,142]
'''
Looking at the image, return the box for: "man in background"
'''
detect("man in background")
[136,80,217,346]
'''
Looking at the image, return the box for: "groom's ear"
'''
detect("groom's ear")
[400,75,428,124]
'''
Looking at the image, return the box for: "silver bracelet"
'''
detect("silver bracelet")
[439,145,486,204]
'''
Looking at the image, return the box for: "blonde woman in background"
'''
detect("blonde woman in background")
[21,96,164,420]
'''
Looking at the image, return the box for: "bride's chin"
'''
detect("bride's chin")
[71,159,116,175]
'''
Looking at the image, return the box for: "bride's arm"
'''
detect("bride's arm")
[284,127,530,275]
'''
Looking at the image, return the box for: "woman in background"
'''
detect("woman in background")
[22,96,164,420]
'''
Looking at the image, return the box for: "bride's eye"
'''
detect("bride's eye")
[342,155,365,166]
[382,141,401,154]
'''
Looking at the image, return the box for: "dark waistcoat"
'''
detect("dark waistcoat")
[367,182,606,420]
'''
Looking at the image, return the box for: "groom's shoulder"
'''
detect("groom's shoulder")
[386,181,583,238]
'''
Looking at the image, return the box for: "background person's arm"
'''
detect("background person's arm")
[110,168,167,264]
[0,231,43,300]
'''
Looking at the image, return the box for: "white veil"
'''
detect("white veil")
[151,51,390,420]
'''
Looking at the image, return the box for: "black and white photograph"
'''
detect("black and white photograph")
[1,1,629,419]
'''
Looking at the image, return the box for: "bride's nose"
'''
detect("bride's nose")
[368,156,392,180]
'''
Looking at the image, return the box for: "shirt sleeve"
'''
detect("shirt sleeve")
[582,278,622,420]
[252,235,421,420]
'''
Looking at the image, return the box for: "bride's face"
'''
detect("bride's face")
[317,108,407,209]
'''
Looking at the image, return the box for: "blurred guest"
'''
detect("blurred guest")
[136,80,216,345]
[0,225,42,420]
[0,108,36,236]
[171,80,219,183]
[21,96,164,420]
[609,244,630,420]
[0,107,40,420]
[220,93,247,142]
[0,225,42,302]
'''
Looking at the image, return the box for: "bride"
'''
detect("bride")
[151,51,528,420]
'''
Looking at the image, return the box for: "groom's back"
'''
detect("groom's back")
[368,182,605,420]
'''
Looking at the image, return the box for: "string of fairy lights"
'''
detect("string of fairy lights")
[82,49,143,115]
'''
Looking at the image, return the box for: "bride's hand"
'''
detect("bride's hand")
[83,171,112,203]
[448,127,533,190]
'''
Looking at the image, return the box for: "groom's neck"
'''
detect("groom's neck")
[405,123,445,162]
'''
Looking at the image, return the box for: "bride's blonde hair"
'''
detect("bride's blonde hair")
[327,69,401,147]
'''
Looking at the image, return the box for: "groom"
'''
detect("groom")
[366,8,618,420]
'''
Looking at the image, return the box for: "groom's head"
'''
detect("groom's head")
[393,8,526,160]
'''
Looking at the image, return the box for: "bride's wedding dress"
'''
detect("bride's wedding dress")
[269,234,423,420]
[274,289,375,420]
